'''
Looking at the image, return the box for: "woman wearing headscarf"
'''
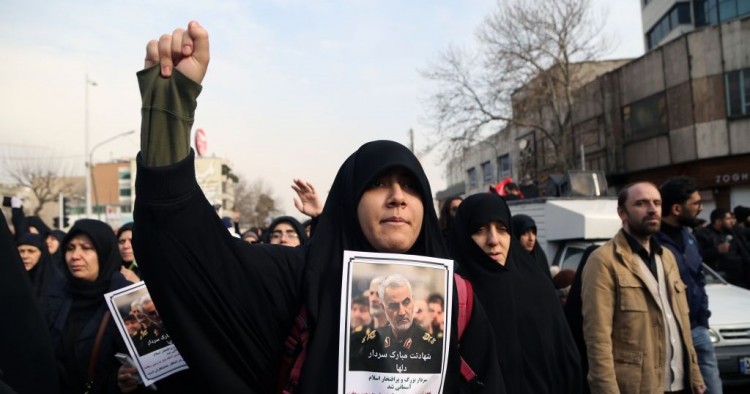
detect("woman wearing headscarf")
[131,21,504,393]
[511,214,551,278]
[451,193,582,394]
[261,216,309,246]
[17,232,62,304]
[439,197,462,251]
[47,229,67,269]
[45,219,131,393]
[0,206,60,394]
[117,222,141,281]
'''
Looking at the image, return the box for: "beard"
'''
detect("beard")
[676,212,701,228]
[628,215,661,237]
[394,317,413,333]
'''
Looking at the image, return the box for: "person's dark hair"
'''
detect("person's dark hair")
[710,208,728,224]
[438,197,462,231]
[617,181,658,208]
[351,295,368,308]
[734,205,750,223]
[504,183,519,192]
[426,293,444,308]
[659,176,698,217]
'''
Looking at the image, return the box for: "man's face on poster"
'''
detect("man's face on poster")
[142,300,162,326]
[368,280,383,316]
[124,315,141,336]
[428,302,444,331]
[383,285,414,335]
[351,302,372,328]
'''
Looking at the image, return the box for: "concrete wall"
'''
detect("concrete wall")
[688,25,723,78]
[722,17,750,71]
[620,50,665,104]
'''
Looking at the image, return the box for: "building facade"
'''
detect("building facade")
[438,14,750,215]
[643,0,750,50]
[87,155,236,229]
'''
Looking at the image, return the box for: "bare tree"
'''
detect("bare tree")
[233,176,280,229]
[2,150,79,216]
[421,0,610,172]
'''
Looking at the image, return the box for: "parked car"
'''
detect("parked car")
[703,264,750,386]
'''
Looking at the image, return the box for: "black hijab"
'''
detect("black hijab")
[261,216,309,245]
[116,222,135,264]
[17,232,61,303]
[62,219,123,304]
[299,140,497,393]
[452,193,582,394]
[511,214,551,278]
[49,229,66,270]
[0,208,60,393]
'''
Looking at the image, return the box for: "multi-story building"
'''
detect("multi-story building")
[89,155,236,229]
[438,13,750,215]
[643,0,750,50]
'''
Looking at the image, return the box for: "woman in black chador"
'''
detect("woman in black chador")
[46,220,131,393]
[451,193,582,394]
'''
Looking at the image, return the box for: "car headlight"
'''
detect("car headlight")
[708,328,720,344]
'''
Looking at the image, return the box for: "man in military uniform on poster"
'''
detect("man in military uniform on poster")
[352,274,442,373]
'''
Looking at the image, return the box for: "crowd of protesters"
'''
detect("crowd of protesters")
[2,20,750,394]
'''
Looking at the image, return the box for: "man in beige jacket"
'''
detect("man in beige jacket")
[582,182,706,393]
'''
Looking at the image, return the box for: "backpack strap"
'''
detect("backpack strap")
[454,273,478,383]
[280,307,310,394]
[85,310,111,393]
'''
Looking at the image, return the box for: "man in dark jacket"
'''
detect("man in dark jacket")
[696,208,746,287]
[655,176,722,393]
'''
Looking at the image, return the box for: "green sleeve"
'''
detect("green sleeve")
[137,66,203,167]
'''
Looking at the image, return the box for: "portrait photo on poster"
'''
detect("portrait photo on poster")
[105,281,189,386]
[338,251,454,394]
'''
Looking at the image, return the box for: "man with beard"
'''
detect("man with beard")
[655,177,723,393]
[366,276,388,329]
[353,275,442,374]
[138,295,172,353]
[581,182,705,394]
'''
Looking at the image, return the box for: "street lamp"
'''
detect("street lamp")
[87,129,135,218]
[450,137,500,184]
[84,74,97,217]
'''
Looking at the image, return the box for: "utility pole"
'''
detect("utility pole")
[84,74,98,217]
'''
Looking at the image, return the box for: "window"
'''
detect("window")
[725,68,750,117]
[119,188,132,197]
[118,169,131,180]
[121,205,132,213]
[622,93,669,141]
[481,161,493,184]
[647,2,692,49]
[696,0,750,26]
[467,167,478,188]
[498,154,512,178]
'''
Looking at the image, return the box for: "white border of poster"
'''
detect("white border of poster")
[338,251,454,394]
[104,281,189,386]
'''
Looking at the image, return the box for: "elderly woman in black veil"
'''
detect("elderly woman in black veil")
[127,21,505,393]
[451,193,582,394]
[45,219,131,393]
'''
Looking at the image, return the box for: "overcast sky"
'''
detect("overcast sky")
[0,0,644,218]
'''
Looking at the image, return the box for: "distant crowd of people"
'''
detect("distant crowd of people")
[2,20,750,394]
